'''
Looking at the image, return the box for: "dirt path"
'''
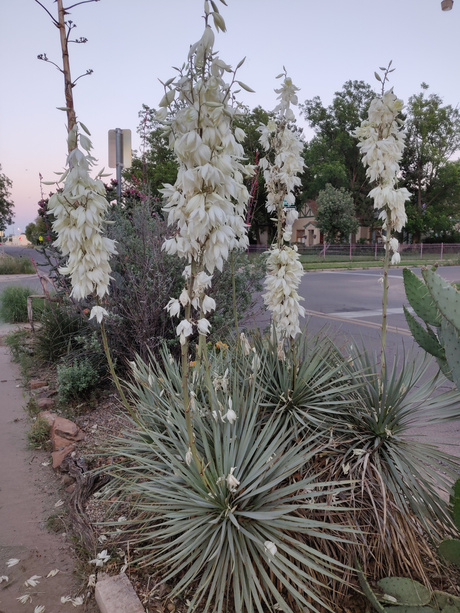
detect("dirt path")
[0,337,98,613]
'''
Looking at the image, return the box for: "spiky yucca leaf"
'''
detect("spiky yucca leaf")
[342,347,460,539]
[100,349,354,613]
[250,330,361,430]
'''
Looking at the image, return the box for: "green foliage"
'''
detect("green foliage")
[34,302,93,363]
[27,415,51,449]
[57,357,100,402]
[0,285,43,323]
[25,215,49,245]
[402,84,460,241]
[0,164,14,232]
[300,80,375,224]
[105,198,265,363]
[315,184,359,244]
[0,255,35,275]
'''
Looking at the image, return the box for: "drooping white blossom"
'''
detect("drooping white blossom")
[47,122,116,307]
[259,72,305,340]
[226,467,240,491]
[354,88,410,261]
[160,11,253,343]
[263,246,305,339]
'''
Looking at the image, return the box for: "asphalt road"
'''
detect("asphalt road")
[295,266,460,357]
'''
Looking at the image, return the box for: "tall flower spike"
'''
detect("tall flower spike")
[259,71,305,340]
[354,87,410,252]
[47,123,116,309]
[160,6,254,343]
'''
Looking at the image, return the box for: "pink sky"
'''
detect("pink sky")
[1,0,459,234]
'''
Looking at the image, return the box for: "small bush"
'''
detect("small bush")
[0,286,44,323]
[0,254,35,275]
[57,357,100,402]
[35,302,92,363]
[28,415,51,449]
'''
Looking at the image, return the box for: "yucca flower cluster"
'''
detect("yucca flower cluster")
[47,122,116,320]
[354,88,410,264]
[259,72,305,340]
[160,9,254,343]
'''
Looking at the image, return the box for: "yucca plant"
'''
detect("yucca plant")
[99,347,355,613]
[315,346,460,582]
[249,329,361,431]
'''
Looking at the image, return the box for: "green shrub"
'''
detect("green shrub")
[34,302,92,363]
[28,415,51,449]
[57,357,100,402]
[0,254,35,275]
[0,286,43,323]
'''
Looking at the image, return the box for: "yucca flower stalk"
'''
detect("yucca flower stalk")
[354,63,410,377]
[46,122,131,409]
[159,1,254,472]
[259,70,305,342]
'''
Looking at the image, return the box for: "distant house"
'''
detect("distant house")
[291,199,372,245]
[5,234,31,246]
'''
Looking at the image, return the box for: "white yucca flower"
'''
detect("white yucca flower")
[47,122,116,307]
[259,71,305,340]
[160,16,253,343]
[354,88,410,256]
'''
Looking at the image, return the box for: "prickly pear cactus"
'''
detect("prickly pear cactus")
[403,268,442,327]
[402,268,460,386]
[438,479,460,566]
[438,538,460,565]
[377,577,431,606]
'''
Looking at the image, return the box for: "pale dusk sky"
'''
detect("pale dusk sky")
[0,0,458,234]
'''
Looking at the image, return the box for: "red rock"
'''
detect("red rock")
[52,434,74,451]
[51,416,84,442]
[37,397,55,410]
[51,444,76,469]
[29,379,48,390]
[38,411,57,426]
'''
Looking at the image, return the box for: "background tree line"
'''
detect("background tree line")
[24,79,460,245]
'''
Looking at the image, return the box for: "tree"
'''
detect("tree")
[401,83,460,241]
[315,184,359,244]
[300,80,375,226]
[0,165,14,232]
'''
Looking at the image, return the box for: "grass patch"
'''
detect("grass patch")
[46,513,66,534]
[27,415,51,449]
[302,257,458,270]
[0,254,35,274]
[0,285,45,323]
[5,329,35,383]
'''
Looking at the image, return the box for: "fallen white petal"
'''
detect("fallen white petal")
[0,576,8,583]
[17,594,32,604]
[46,569,59,578]
[34,606,46,613]
[7,558,20,567]
[71,596,84,606]
[54,499,65,508]
[24,575,41,587]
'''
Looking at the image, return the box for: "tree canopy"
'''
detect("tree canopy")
[0,165,14,233]
[315,184,359,244]
[401,83,460,241]
[300,80,375,226]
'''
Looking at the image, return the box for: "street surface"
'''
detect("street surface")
[256,266,460,360]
